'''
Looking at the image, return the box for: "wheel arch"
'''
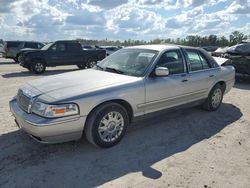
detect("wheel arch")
[215,80,226,93]
[85,99,134,127]
[31,57,47,65]
[207,80,226,98]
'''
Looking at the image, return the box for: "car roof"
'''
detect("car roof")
[6,41,42,43]
[127,44,196,51]
[129,44,206,52]
[56,40,80,43]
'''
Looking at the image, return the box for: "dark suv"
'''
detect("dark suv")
[3,41,44,62]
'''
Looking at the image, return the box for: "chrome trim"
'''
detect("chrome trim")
[137,89,207,109]
[24,116,83,127]
[188,67,221,74]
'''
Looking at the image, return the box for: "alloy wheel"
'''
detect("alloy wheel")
[98,111,124,142]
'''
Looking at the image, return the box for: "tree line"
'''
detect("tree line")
[77,31,250,47]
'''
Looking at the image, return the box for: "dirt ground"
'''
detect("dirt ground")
[0,58,250,188]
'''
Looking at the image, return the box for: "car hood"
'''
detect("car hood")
[25,69,141,102]
[20,48,40,52]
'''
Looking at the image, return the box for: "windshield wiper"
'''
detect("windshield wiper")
[105,67,124,74]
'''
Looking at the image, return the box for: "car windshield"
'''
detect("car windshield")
[96,48,158,77]
[41,43,53,50]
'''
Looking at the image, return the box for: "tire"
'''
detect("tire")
[31,60,46,74]
[77,64,86,69]
[86,58,97,68]
[85,102,129,148]
[203,84,224,111]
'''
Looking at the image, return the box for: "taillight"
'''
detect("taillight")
[5,47,10,52]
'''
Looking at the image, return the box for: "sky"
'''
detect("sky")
[0,0,249,42]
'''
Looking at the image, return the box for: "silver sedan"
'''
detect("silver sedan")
[9,45,235,148]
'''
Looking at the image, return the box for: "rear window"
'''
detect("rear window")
[24,42,39,48]
[7,42,22,48]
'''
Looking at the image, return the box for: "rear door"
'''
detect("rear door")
[65,43,83,65]
[182,48,219,101]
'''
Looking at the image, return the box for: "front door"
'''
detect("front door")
[143,49,190,114]
[47,43,68,66]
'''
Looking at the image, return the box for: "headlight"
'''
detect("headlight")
[32,102,79,118]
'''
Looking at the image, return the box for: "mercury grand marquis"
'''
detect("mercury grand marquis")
[9,45,235,148]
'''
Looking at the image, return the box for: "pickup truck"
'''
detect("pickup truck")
[18,40,106,74]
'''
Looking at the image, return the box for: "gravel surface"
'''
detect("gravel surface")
[0,58,250,188]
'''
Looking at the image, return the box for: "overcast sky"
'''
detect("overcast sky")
[0,0,249,42]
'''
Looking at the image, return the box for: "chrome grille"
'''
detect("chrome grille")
[17,89,31,112]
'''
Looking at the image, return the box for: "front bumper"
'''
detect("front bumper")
[9,99,86,143]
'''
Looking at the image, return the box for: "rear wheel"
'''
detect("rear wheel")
[203,84,224,111]
[31,60,46,74]
[85,102,129,148]
[86,58,97,68]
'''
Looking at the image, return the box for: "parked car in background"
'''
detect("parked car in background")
[3,41,44,62]
[18,40,106,73]
[211,47,229,57]
[225,43,250,56]
[221,43,250,75]
[10,45,235,148]
[0,44,4,54]
[0,39,4,54]
[99,46,121,56]
[201,46,218,52]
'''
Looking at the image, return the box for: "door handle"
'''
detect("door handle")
[209,75,215,77]
[182,79,188,82]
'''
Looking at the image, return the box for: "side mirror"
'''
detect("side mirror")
[155,67,169,77]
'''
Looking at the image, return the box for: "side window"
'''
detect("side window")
[186,50,210,71]
[24,42,38,48]
[199,53,210,69]
[156,50,184,74]
[57,43,66,51]
[51,44,57,51]
[50,43,66,51]
[37,43,44,49]
[7,42,21,48]
[67,43,79,51]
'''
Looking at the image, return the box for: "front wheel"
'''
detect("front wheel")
[85,102,129,148]
[77,64,86,69]
[203,84,224,111]
[31,61,46,74]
